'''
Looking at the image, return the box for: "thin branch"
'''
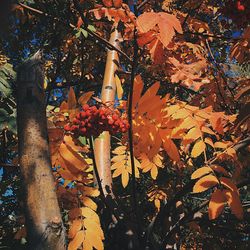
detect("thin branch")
[72,0,132,63]
[0,162,19,168]
[18,2,132,63]
[127,2,141,242]
[160,178,250,249]
[147,136,250,245]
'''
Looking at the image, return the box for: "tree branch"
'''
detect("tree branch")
[17,2,132,63]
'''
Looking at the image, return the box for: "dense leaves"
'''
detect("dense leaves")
[0,0,249,249]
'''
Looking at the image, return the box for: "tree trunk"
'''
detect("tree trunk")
[94,27,120,196]
[17,51,66,250]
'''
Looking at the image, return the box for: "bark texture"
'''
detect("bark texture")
[94,27,120,196]
[17,51,66,250]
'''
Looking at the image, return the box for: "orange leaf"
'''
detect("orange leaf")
[121,170,129,187]
[68,230,85,250]
[223,190,243,220]
[68,87,77,110]
[132,75,144,109]
[220,177,238,192]
[162,137,180,162]
[68,219,82,239]
[78,91,94,106]
[137,82,160,113]
[137,12,159,33]
[191,166,212,179]
[191,139,206,158]
[193,175,218,193]
[208,189,226,220]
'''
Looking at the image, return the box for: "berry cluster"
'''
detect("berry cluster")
[64,104,130,137]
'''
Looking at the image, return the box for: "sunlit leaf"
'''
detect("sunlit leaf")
[191,166,212,179]
[193,175,218,193]
[191,139,206,158]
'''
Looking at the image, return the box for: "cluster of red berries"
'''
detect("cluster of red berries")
[64,104,130,137]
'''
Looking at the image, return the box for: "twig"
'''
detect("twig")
[18,2,132,63]
[72,0,132,63]
[160,178,250,249]
[127,2,141,242]
[147,136,250,246]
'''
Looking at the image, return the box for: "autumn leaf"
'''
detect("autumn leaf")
[191,166,212,179]
[68,219,82,239]
[210,165,229,177]
[223,190,244,220]
[208,189,226,220]
[136,12,182,63]
[78,91,94,106]
[193,175,218,193]
[132,75,144,109]
[68,87,77,110]
[68,230,85,250]
[220,177,238,192]
[191,139,206,158]
[162,137,180,162]
[115,74,123,99]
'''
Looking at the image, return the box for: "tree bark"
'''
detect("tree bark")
[17,51,66,250]
[94,27,120,196]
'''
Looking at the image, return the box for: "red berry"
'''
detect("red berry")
[64,124,71,131]
[237,1,245,11]
[82,104,89,111]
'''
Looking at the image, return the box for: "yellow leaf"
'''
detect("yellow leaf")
[68,219,82,239]
[223,190,243,220]
[111,154,127,162]
[112,165,124,177]
[59,143,88,173]
[172,108,191,119]
[204,137,214,147]
[121,170,129,188]
[85,229,104,250]
[154,199,161,211]
[214,141,231,149]
[151,165,158,180]
[191,140,206,158]
[193,175,218,193]
[68,230,84,250]
[115,74,123,99]
[82,197,98,211]
[111,160,126,170]
[185,127,202,141]
[78,91,94,106]
[112,145,127,155]
[191,167,212,179]
[201,126,216,135]
[208,189,226,220]
[81,207,100,223]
